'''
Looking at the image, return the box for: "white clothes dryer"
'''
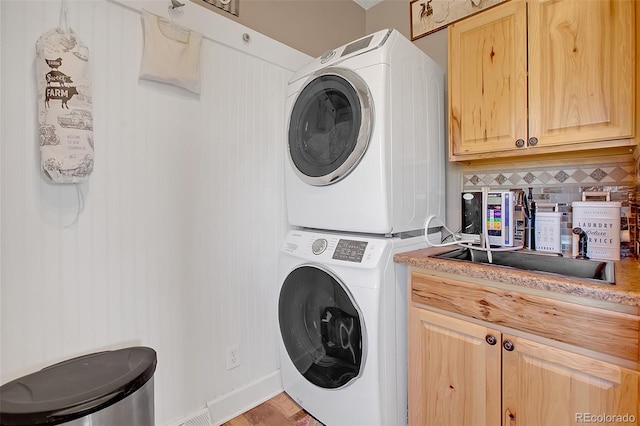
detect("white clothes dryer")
[277,229,425,426]
[285,29,445,235]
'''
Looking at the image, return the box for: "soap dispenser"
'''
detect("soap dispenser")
[524,187,536,250]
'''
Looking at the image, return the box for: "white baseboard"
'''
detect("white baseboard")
[207,370,283,426]
[166,408,212,426]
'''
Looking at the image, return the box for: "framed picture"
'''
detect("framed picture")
[203,0,239,16]
[410,0,507,40]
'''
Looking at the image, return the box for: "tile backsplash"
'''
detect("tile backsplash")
[461,158,637,258]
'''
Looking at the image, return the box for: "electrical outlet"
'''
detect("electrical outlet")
[226,344,240,370]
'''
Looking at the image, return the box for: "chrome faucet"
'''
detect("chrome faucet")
[572,227,589,259]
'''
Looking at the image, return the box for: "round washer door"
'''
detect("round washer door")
[288,67,373,186]
[278,265,365,389]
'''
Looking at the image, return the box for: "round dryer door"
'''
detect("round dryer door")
[288,67,373,186]
[278,265,364,389]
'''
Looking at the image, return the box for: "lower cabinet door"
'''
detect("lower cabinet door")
[502,334,640,426]
[408,307,501,425]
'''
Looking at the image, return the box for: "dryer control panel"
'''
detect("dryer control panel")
[336,28,390,63]
[289,28,393,82]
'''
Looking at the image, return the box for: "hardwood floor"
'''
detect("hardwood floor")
[222,392,323,426]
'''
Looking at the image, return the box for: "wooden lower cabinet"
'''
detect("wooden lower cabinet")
[409,307,640,426]
[409,307,501,425]
[503,335,639,426]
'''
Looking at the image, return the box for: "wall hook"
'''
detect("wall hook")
[169,0,185,9]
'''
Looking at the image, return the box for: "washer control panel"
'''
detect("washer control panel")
[283,230,386,266]
[332,239,367,262]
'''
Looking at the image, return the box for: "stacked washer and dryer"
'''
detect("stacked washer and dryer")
[278,29,444,426]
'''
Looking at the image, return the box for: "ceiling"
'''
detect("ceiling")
[353,0,384,10]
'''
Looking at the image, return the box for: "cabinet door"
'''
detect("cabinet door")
[408,307,501,425]
[502,334,639,425]
[449,0,528,158]
[528,0,635,150]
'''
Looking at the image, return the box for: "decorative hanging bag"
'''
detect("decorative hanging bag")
[139,9,203,94]
[35,1,94,184]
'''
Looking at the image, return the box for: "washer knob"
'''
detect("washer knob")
[312,238,328,255]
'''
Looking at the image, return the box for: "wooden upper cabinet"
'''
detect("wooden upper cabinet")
[449,0,637,161]
[528,0,635,150]
[449,0,528,158]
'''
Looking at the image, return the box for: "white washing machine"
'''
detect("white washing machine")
[285,28,445,235]
[277,229,425,426]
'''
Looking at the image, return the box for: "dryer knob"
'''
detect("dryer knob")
[320,50,336,63]
[312,238,328,255]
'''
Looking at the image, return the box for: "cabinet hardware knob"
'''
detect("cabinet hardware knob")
[515,139,525,147]
[528,137,539,146]
[485,335,497,345]
[503,340,515,351]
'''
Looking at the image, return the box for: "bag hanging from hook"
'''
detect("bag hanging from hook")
[35,0,94,184]
[139,9,203,94]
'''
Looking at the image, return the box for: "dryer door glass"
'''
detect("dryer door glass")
[279,266,364,389]
[288,68,373,186]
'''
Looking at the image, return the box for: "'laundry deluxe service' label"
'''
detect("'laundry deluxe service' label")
[572,202,621,260]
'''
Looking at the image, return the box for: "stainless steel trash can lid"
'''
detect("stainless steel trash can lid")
[0,346,157,425]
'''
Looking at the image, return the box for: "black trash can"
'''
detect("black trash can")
[0,346,156,425]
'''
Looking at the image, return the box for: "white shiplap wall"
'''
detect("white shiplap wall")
[0,1,310,424]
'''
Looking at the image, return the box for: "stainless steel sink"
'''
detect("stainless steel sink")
[433,247,615,284]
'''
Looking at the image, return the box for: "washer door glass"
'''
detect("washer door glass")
[288,68,373,186]
[279,265,364,389]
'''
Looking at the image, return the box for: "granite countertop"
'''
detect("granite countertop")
[394,246,640,307]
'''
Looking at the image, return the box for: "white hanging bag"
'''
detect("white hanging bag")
[139,9,203,94]
[36,1,94,184]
